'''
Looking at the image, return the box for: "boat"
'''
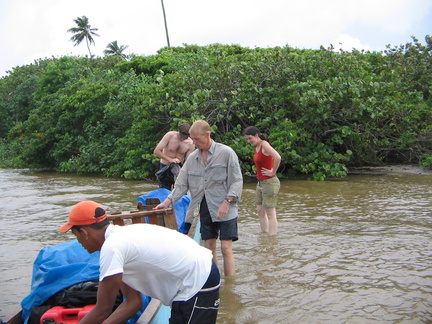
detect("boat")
[4,189,199,324]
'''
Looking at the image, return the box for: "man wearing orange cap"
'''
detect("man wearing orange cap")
[60,200,220,324]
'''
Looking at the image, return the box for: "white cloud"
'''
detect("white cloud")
[1,0,431,76]
[352,0,430,31]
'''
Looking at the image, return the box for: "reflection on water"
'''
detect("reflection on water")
[1,169,431,323]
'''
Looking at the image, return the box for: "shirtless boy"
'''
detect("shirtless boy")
[153,123,195,190]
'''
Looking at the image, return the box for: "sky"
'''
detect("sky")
[1,0,431,77]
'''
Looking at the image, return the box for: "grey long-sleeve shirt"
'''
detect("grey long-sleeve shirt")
[168,140,243,223]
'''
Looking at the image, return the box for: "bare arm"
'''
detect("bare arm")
[79,273,142,324]
[261,141,281,177]
[104,282,143,324]
[79,274,124,324]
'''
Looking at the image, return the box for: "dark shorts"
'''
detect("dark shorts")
[199,196,238,241]
[170,262,220,324]
[158,163,174,190]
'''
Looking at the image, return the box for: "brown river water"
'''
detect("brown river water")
[0,168,431,323]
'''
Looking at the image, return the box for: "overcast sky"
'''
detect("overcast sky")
[1,0,431,77]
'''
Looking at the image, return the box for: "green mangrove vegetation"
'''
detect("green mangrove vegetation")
[1,37,431,180]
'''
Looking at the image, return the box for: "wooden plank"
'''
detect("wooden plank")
[187,213,199,239]
[107,207,178,231]
[131,216,144,224]
[5,308,22,324]
[135,299,162,324]
[162,209,177,230]
[112,218,125,226]
[107,208,173,220]
[110,212,125,226]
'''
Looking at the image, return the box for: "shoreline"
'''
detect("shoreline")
[348,164,432,176]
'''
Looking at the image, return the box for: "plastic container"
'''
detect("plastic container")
[40,304,95,324]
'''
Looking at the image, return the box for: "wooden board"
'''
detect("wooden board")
[107,207,177,231]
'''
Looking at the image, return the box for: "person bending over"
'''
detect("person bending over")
[60,200,220,324]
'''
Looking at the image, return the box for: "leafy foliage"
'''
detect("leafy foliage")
[1,38,431,180]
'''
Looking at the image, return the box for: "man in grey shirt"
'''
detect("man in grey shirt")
[155,120,243,276]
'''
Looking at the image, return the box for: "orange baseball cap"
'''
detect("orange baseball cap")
[59,200,107,233]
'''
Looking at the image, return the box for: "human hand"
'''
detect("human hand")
[171,158,181,164]
[153,199,170,210]
[217,201,230,218]
[261,167,274,177]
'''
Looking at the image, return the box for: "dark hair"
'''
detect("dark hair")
[179,123,190,134]
[243,126,267,141]
[72,219,110,232]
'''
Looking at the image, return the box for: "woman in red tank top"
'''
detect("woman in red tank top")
[244,126,281,235]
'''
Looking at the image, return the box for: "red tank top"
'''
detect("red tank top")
[253,145,275,181]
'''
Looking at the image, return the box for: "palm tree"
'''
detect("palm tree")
[67,16,99,57]
[161,0,170,47]
[104,41,129,59]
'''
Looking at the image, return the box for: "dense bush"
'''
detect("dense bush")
[1,37,431,180]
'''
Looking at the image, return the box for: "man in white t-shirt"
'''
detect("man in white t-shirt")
[59,200,220,324]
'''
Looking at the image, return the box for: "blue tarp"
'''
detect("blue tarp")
[20,239,148,324]
[137,188,191,234]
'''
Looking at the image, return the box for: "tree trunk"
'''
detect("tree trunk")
[161,0,170,47]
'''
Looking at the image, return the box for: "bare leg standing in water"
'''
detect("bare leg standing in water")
[257,205,278,235]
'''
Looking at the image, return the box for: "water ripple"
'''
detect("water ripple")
[1,169,432,323]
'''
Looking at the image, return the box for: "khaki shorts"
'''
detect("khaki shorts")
[256,176,280,208]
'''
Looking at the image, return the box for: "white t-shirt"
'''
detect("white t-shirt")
[99,224,213,306]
